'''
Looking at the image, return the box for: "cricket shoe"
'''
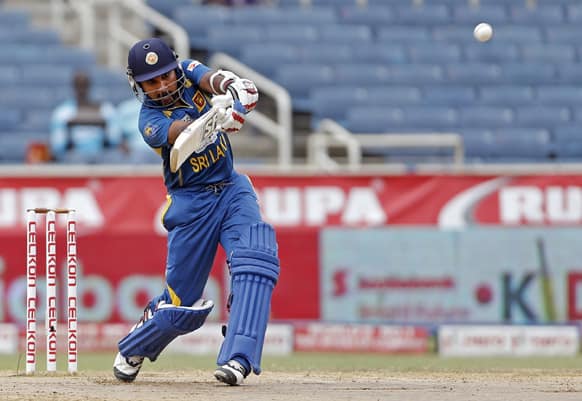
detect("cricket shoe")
[113,352,144,382]
[214,360,248,386]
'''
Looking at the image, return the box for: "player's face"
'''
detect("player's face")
[140,70,179,105]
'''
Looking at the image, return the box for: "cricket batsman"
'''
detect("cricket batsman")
[112,37,280,386]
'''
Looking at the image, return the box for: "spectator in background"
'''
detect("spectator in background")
[49,71,121,162]
[116,97,161,163]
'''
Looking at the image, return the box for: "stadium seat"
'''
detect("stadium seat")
[351,44,407,64]
[0,66,20,85]
[299,44,354,64]
[489,26,543,43]
[557,64,582,84]
[463,43,519,62]
[334,64,391,85]
[433,25,482,43]
[536,87,582,106]
[407,43,461,63]
[338,6,395,27]
[173,6,231,39]
[274,64,334,110]
[345,107,405,133]
[387,64,443,85]
[0,9,29,27]
[0,109,22,132]
[264,24,318,44]
[146,0,193,18]
[514,106,571,127]
[491,129,553,161]
[422,86,476,106]
[566,4,582,22]
[520,44,576,63]
[500,63,556,84]
[452,5,508,24]
[377,26,431,42]
[395,5,451,25]
[445,63,502,84]
[458,107,514,128]
[22,65,73,87]
[318,24,373,44]
[479,86,534,106]
[510,5,565,24]
[545,25,582,43]
[239,44,297,76]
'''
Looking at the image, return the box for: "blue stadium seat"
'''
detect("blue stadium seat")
[310,86,421,121]
[401,106,459,129]
[567,4,582,22]
[239,44,297,76]
[89,67,126,87]
[264,24,317,43]
[514,106,571,127]
[345,107,405,133]
[299,44,353,64]
[274,64,334,110]
[334,64,390,85]
[500,63,556,84]
[0,66,20,85]
[545,25,582,43]
[205,26,264,55]
[231,7,336,25]
[146,0,193,18]
[337,6,395,27]
[554,125,582,160]
[458,107,514,128]
[387,64,443,85]
[0,133,30,163]
[509,5,565,24]
[557,64,582,83]
[173,6,231,39]
[395,5,451,25]
[520,44,576,63]
[479,86,534,106]
[490,129,553,161]
[0,109,22,132]
[351,44,407,64]
[452,5,508,24]
[407,43,461,63]
[1,28,61,45]
[445,63,501,84]
[536,87,582,105]
[377,26,431,42]
[22,65,73,86]
[0,10,29,27]
[489,26,543,43]
[318,24,372,44]
[432,25,481,43]
[463,43,519,62]
[422,86,476,106]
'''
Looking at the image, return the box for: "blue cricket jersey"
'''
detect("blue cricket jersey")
[138,59,234,191]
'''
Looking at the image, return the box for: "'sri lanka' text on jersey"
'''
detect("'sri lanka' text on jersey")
[138,59,234,191]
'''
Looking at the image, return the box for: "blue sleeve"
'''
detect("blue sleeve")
[180,59,211,86]
[138,107,173,148]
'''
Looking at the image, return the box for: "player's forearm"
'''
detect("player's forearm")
[167,120,191,145]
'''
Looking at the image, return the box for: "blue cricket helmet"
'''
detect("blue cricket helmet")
[126,38,186,108]
[127,37,178,82]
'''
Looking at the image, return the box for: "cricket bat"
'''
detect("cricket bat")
[169,95,233,173]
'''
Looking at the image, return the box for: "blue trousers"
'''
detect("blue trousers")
[159,172,262,306]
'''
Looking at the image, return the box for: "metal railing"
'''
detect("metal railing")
[209,53,293,168]
[307,118,464,171]
[49,0,189,68]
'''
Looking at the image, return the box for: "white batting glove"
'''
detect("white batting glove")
[214,95,245,134]
[227,78,259,112]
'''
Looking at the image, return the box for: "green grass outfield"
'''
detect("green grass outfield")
[2,352,582,374]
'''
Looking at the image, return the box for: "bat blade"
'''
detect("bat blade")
[169,106,220,173]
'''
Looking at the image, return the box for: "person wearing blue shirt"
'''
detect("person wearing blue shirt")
[49,71,121,162]
[112,37,280,386]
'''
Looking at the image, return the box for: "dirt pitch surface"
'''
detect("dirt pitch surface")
[1,370,581,401]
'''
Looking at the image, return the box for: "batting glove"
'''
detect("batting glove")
[216,98,246,134]
[227,78,259,113]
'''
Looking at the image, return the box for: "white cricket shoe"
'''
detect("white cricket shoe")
[214,360,248,386]
[113,352,144,382]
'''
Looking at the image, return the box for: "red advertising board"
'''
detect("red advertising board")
[3,173,582,325]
